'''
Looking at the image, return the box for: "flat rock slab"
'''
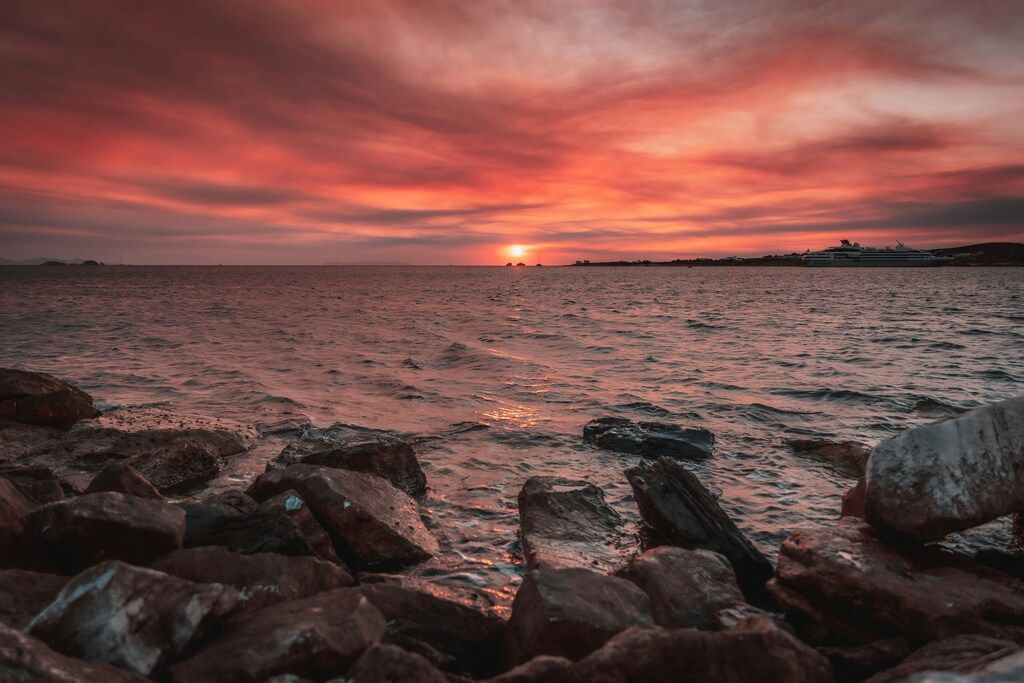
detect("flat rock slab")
[769,518,1024,646]
[25,492,185,572]
[865,394,1024,541]
[0,623,146,682]
[0,569,67,630]
[248,465,438,569]
[0,368,99,429]
[271,434,426,496]
[518,476,625,573]
[26,561,237,676]
[786,438,870,478]
[626,457,773,597]
[584,417,714,460]
[168,588,386,682]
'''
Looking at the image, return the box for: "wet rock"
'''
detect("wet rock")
[25,492,185,572]
[0,463,67,505]
[0,475,35,559]
[865,635,1019,682]
[913,397,968,419]
[626,457,773,597]
[865,395,1024,542]
[0,368,99,429]
[570,616,834,683]
[819,637,909,682]
[204,488,258,513]
[168,588,386,682]
[85,462,162,498]
[769,518,1024,646]
[26,560,237,676]
[153,546,353,611]
[354,582,506,678]
[248,465,438,569]
[484,656,574,683]
[0,623,145,682]
[786,438,870,477]
[0,569,67,629]
[184,507,339,563]
[271,435,427,496]
[255,490,340,561]
[344,643,448,683]
[841,479,866,518]
[584,417,714,460]
[130,437,223,493]
[518,476,625,573]
[505,567,653,666]
[616,546,764,630]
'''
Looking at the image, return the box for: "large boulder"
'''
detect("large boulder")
[25,492,185,572]
[344,643,448,683]
[865,395,1024,541]
[865,635,1018,683]
[0,623,145,682]
[584,417,714,460]
[504,567,653,666]
[517,476,625,573]
[153,546,353,611]
[26,561,236,676]
[616,546,764,630]
[168,588,386,682]
[247,465,438,569]
[0,569,67,629]
[84,462,162,498]
[0,369,99,429]
[129,437,223,493]
[786,439,870,478]
[626,457,773,596]
[271,436,426,496]
[769,519,1024,646]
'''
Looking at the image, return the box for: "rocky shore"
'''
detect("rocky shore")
[2,367,1023,681]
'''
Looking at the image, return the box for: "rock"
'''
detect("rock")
[786,439,870,477]
[26,560,237,676]
[819,637,909,682]
[271,436,427,496]
[354,582,506,678]
[0,463,67,505]
[484,656,574,683]
[616,546,764,630]
[865,395,1024,542]
[247,465,438,569]
[153,546,353,611]
[769,518,1024,646]
[168,588,386,682]
[974,548,1024,580]
[913,397,968,419]
[85,462,162,498]
[0,420,66,463]
[626,457,773,597]
[584,417,714,460]
[204,488,258,513]
[0,623,145,682]
[517,476,625,573]
[255,490,340,561]
[570,616,834,683]
[505,567,653,666]
[25,492,185,572]
[129,437,223,493]
[0,475,35,559]
[344,643,448,683]
[0,368,99,429]
[865,635,1019,682]
[0,569,67,629]
[841,479,866,518]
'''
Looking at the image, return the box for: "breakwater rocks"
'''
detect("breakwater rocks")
[2,366,1024,681]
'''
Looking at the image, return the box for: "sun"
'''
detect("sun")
[506,244,528,259]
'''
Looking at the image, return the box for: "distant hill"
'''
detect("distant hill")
[0,257,99,265]
[930,242,1024,266]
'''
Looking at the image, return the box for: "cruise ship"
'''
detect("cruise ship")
[803,240,952,267]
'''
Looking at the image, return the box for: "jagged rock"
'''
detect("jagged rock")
[248,465,438,569]
[865,395,1024,542]
[25,492,185,572]
[518,476,625,573]
[153,546,352,611]
[841,479,866,518]
[203,489,258,513]
[271,436,426,496]
[769,519,1024,646]
[505,567,653,666]
[255,490,340,561]
[484,656,574,683]
[626,457,773,596]
[0,569,67,629]
[85,462,162,498]
[168,588,386,682]
[0,623,145,682]
[584,417,714,460]
[0,368,99,429]
[0,475,35,559]
[786,439,870,477]
[129,437,222,493]
[570,616,834,683]
[26,561,236,675]
[616,546,765,630]
[344,643,448,683]
[819,637,909,682]
[354,582,506,678]
[865,635,1019,682]
[0,464,67,505]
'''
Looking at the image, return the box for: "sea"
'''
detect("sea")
[2,265,1023,610]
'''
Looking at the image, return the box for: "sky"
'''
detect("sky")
[1,1,1023,264]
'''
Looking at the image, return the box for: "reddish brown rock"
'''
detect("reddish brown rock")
[25,492,185,572]
[168,588,386,682]
[255,489,340,561]
[505,567,653,666]
[518,476,625,573]
[129,437,222,493]
[0,475,35,561]
[344,643,448,683]
[248,465,438,568]
[0,569,67,629]
[85,462,162,498]
[0,623,145,682]
[819,637,909,682]
[484,656,574,683]
[26,561,237,676]
[0,464,67,505]
[786,439,870,478]
[840,479,865,518]
[769,519,1024,646]
[273,436,427,496]
[0,369,99,429]
[865,634,1019,682]
[153,546,352,611]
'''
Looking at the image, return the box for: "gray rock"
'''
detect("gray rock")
[584,417,714,460]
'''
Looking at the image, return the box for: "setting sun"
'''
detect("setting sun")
[506,244,528,259]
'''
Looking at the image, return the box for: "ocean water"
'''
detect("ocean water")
[2,265,1023,609]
